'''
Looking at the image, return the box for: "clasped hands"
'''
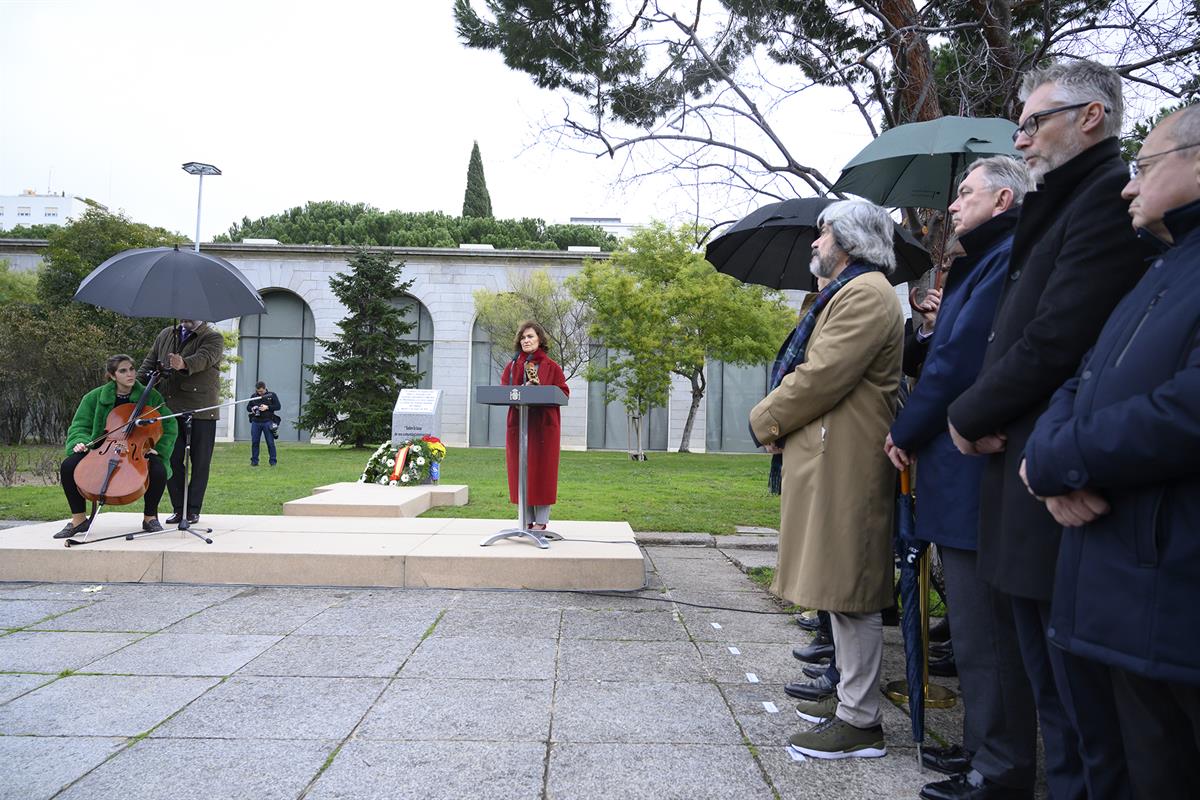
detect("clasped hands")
[1019,458,1110,527]
[167,352,186,371]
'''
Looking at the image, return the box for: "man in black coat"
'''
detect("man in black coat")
[947,60,1149,799]
[1023,104,1200,800]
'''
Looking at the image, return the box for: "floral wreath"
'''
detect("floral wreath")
[360,435,447,486]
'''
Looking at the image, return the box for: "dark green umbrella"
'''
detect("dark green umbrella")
[831,116,1019,210]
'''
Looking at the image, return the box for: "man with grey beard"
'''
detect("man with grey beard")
[946,60,1149,799]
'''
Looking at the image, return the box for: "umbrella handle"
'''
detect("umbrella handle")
[900,467,912,495]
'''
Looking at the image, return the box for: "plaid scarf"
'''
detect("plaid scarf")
[767,262,881,494]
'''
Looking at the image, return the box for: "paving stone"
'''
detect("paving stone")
[0,735,126,800]
[757,742,932,799]
[656,566,763,593]
[558,639,706,682]
[0,673,54,705]
[401,636,556,681]
[55,738,335,800]
[0,581,42,594]
[340,587,461,609]
[153,675,386,740]
[636,532,715,547]
[358,678,552,741]
[723,550,778,571]
[451,587,660,611]
[306,739,545,800]
[239,635,420,678]
[681,608,798,644]
[548,742,774,799]
[83,632,281,676]
[560,609,689,641]
[668,590,785,614]
[0,599,84,630]
[0,674,219,736]
[0,631,143,673]
[165,588,347,635]
[695,641,805,685]
[31,600,216,633]
[553,680,742,744]
[291,604,442,638]
[430,606,561,639]
[717,682,805,747]
[733,526,779,535]
[0,583,111,601]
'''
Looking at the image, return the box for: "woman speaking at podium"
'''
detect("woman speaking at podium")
[501,321,569,530]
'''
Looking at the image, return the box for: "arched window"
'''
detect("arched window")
[468,320,507,446]
[390,294,433,390]
[236,290,316,442]
[704,360,771,452]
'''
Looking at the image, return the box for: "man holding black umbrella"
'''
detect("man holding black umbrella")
[139,319,224,525]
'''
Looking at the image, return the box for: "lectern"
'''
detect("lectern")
[476,384,569,549]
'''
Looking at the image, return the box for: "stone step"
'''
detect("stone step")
[0,514,644,591]
[282,482,468,518]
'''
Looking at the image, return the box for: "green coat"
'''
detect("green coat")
[65,380,178,479]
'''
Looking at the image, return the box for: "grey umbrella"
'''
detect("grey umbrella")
[831,116,1019,210]
[73,245,266,321]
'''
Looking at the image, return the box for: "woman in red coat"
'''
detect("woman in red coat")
[500,320,569,529]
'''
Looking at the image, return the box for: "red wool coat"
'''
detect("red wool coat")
[501,351,569,506]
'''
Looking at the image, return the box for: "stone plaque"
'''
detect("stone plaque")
[391,388,442,443]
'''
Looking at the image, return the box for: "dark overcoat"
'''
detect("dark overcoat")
[501,351,569,506]
[138,323,225,420]
[1025,199,1200,685]
[891,210,1016,550]
[947,138,1150,601]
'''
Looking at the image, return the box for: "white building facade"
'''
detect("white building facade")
[0,191,92,231]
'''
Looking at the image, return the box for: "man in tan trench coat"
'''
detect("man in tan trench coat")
[750,199,904,759]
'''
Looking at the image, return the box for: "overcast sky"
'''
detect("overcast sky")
[1,1,880,241]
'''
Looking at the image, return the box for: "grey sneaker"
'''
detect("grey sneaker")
[795,694,838,723]
[788,716,886,760]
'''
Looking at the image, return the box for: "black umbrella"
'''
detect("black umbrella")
[73,245,266,322]
[704,197,931,290]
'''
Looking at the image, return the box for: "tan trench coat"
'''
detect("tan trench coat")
[750,271,903,613]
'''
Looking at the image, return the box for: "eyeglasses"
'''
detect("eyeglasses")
[1128,142,1200,180]
[1012,102,1111,142]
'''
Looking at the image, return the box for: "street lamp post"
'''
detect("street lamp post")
[181,162,221,252]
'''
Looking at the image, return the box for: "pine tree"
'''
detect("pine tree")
[461,141,493,218]
[297,249,424,447]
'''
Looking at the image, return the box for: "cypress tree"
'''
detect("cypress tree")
[296,249,424,447]
[461,141,494,218]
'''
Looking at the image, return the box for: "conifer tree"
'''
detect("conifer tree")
[461,141,493,218]
[297,249,424,447]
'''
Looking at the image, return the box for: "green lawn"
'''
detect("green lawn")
[0,443,782,534]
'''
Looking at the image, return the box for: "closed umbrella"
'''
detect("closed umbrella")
[704,197,931,289]
[831,116,1019,210]
[73,245,266,322]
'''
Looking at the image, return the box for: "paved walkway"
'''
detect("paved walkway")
[0,544,969,800]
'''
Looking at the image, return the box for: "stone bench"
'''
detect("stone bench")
[281,482,468,518]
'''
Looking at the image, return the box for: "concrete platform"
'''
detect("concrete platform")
[0,514,645,591]
[282,482,469,517]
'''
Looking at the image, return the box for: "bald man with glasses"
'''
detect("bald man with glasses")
[945,60,1150,800]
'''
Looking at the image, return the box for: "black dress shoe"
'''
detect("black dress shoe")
[802,662,828,679]
[783,673,837,700]
[186,513,200,525]
[792,641,834,663]
[922,744,972,775]
[53,520,89,539]
[929,615,951,643]
[166,512,183,525]
[142,518,164,533]
[920,770,1032,800]
[794,612,821,632]
[929,652,958,677]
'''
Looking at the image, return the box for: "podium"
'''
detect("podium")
[476,384,569,549]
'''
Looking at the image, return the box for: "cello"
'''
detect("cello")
[72,372,165,512]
